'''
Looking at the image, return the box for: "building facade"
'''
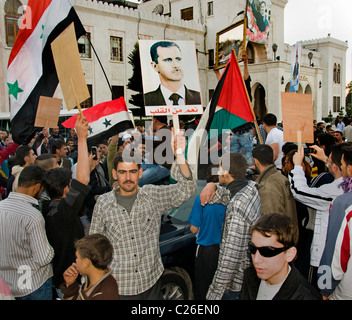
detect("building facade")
[0,0,348,126]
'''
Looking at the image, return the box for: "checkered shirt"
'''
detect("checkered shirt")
[89,161,196,295]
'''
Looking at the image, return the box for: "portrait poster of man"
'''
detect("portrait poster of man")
[139,40,203,116]
[289,41,302,92]
[246,0,272,44]
[215,20,246,70]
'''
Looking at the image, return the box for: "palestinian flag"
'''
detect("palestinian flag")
[61,97,134,146]
[186,50,254,177]
[7,0,85,145]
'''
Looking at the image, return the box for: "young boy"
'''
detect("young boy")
[60,234,119,300]
[241,213,322,300]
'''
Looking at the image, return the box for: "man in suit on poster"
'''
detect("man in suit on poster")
[144,41,201,107]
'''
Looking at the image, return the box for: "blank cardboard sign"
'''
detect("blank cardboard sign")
[35,96,62,128]
[51,23,90,111]
[281,92,314,144]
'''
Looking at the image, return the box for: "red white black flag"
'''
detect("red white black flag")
[62,97,134,146]
[7,0,85,144]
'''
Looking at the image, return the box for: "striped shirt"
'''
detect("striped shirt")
[206,180,261,300]
[89,161,196,296]
[0,192,54,297]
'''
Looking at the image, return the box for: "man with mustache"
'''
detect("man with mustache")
[89,130,196,299]
[144,41,201,107]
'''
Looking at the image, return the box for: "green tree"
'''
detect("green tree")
[346,80,352,116]
[127,42,145,118]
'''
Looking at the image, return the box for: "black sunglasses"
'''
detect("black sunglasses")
[248,241,290,258]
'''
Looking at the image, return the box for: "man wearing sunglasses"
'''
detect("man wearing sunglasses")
[241,213,322,300]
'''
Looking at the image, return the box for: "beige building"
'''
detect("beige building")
[0,0,348,127]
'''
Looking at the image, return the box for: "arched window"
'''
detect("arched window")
[4,0,22,47]
[337,64,341,84]
[305,84,312,95]
[333,63,337,83]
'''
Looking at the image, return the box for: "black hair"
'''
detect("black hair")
[154,115,168,125]
[150,41,181,64]
[18,165,45,188]
[14,145,32,166]
[51,139,66,154]
[317,133,336,156]
[263,113,277,126]
[42,167,72,200]
[252,144,274,166]
[282,142,297,155]
[342,143,352,167]
[330,143,345,168]
[113,151,141,170]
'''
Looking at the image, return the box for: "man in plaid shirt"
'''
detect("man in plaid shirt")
[200,152,261,300]
[89,131,196,299]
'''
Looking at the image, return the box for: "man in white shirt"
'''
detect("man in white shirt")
[263,113,284,169]
[0,165,54,299]
[336,116,345,132]
[343,119,352,142]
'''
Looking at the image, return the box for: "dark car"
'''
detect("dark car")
[159,180,206,300]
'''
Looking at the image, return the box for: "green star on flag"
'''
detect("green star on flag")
[40,25,45,39]
[7,80,24,100]
[89,127,93,135]
[103,118,112,128]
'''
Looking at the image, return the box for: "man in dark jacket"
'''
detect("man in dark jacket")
[253,144,298,227]
[241,213,322,300]
[41,115,91,294]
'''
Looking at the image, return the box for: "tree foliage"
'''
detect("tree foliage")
[346,81,352,116]
[127,42,145,118]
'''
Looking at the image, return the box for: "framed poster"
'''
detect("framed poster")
[246,0,272,44]
[215,19,246,70]
[139,40,203,116]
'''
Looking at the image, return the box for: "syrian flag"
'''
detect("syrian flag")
[186,50,255,177]
[7,0,86,145]
[61,98,134,146]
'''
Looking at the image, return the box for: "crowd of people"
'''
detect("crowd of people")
[0,107,351,301]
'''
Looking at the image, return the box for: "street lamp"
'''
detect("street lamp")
[308,51,313,67]
[272,43,278,60]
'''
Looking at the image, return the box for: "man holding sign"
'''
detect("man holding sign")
[89,130,196,299]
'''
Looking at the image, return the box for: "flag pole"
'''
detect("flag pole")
[232,49,263,144]
[242,0,263,144]
[71,78,84,118]
[87,36,115,100]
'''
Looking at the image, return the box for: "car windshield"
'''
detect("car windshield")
[167,180,207,222]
